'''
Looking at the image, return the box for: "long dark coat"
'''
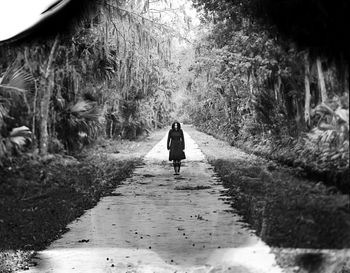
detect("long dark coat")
[167,128,185,161]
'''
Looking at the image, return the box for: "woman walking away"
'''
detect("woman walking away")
[167,121,186,175]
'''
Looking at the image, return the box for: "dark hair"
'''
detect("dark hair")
[171,121,181,130]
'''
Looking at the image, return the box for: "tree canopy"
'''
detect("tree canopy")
[192,0,350,59]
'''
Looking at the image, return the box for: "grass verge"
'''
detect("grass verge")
[0,154,140,272]
[211,158,350,249]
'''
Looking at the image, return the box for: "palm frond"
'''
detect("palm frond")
[0,66,34,96]
[0,102,8,124]
[70,100,92,113]
[0,64,34,129]
[58,100,104,151]
[0,126,31,161]
[335,108,349,125]
[9,126,32,146]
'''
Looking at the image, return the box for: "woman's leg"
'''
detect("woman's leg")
[174,160,180,174]
[173,160,178,174]
[178,160,181,173]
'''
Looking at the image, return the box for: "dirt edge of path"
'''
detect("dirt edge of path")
[0,129,167,273]
[184,125,350,273]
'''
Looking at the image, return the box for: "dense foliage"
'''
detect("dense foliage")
[184,0,349,190]
[192,0,350,57]
[0,0,192,160]
[0,0,348,189]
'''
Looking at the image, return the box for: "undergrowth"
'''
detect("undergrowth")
[211,158,350,249]
[196,122,349,193]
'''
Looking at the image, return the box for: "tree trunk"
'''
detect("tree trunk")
[316,57,328,102]
[274,74,282,103]
[248,71,254,94]
[304,51,311,126]
[39,34,60,155]
[294,97,304,135]
[24,46,39,145]
[110,120,113,138]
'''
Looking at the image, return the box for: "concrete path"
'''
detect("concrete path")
[22,131,282,273]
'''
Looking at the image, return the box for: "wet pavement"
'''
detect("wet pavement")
[21,131,282,273]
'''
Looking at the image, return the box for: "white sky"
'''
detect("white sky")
[0,0,70,42]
